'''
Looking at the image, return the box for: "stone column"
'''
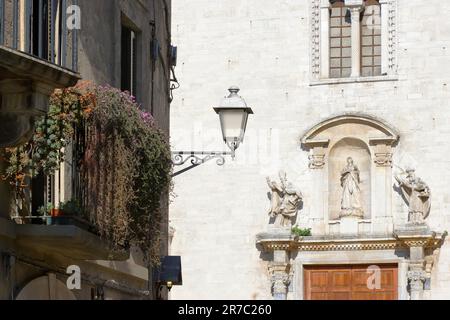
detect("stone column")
[269,250,291,300]
[345,0,364,77]
[319,0,331,78]
[394,227,439,300]
[408,269,426,300]
[407,245,426,300]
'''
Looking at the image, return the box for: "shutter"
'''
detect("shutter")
[121,26,132,93]
[0,0,4,46]
[131,30,137,97]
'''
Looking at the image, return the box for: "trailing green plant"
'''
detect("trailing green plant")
[291,226,312,237]
[1,85,94,183]
[59,199,85,217]
[1,82,172,266]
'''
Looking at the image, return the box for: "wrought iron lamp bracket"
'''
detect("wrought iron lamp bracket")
[171,151,233,177]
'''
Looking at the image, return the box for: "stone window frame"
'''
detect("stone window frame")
[310,0,398,85]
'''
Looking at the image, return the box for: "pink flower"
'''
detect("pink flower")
[140,111,154,125]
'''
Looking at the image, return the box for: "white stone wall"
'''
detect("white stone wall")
[170,0,450,299]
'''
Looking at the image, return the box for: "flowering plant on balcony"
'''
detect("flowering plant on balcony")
[0,81,172,265]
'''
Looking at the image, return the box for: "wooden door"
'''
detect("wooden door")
[304,264,398,300]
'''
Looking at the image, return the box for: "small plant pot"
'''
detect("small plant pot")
[50,209,64,217]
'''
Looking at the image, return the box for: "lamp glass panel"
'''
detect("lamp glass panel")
[219,109,246,142]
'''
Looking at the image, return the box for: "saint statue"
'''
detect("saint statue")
[267,171,303,228]
[340,157,364,218]
[395,168,431,224]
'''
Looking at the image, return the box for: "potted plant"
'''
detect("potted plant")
[56,199,93,231]
[291,225,312,239]
[59,199,83,217]
[37,203,54,217]
[50,207,64,217]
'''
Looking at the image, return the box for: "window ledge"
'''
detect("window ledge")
[309,75,398,86]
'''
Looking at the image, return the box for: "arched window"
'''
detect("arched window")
[329,0,351,78]
[361,0,381,76]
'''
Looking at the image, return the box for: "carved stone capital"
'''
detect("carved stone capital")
[374,152,393,167]
[308,154,325,169]
[302,139,329,170]
[407,270,427,292]
[268,262,291,300]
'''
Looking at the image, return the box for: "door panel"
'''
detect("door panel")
[304,264,398,300]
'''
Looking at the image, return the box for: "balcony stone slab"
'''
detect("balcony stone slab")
[0,218,128,261]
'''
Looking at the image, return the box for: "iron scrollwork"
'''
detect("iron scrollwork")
[171,151,232,177]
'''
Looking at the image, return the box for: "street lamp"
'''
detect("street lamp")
[214,86,254,159]
[172,86,253,177]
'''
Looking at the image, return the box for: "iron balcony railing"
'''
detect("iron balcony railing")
[0,0,78,71]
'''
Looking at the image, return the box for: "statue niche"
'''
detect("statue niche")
[340,157,364,218]
[329,138,371,220]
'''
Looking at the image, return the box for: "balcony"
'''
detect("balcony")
[1,80,171,266]
[0,0,80,147]
[0,0,78,70]
[0,217,129,260]
[4,118,131,261]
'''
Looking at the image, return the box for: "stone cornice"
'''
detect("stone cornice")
[256,229,447,252]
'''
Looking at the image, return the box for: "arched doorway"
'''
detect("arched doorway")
[16,273,77,300]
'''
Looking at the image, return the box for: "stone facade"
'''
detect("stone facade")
[170,0,450,299]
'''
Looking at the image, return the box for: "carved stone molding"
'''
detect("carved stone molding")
[310,0,320,79]
[258,236,399,252]
[257,230,446,253]
[386,0,398,73]
[394,228,447,249]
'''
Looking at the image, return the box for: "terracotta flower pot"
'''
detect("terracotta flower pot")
[51,209,64,217]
